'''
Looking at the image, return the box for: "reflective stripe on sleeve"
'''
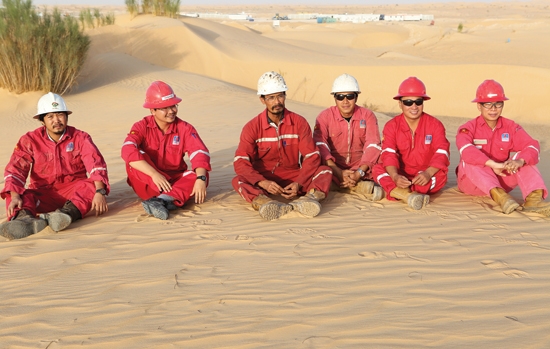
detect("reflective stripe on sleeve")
[459,143,472,155]
[89,167,107,175]
[381,148,396,154]
[233,156,250,162]
[303,150,320,160]
[312,169,332,182]
[366,143,382,151]
[376,173,390,182]
[316,142,330,151]
[436,149,450,160]
[4,174,26,186]
[189,150,210,160]
[122,141,138,147]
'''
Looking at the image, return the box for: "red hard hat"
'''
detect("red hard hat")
[143,81,182,109]
[472,79,509,103]
[393,77,431,100]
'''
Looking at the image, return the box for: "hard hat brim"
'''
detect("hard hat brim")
[143,96,183,109]
[33,110,72,119]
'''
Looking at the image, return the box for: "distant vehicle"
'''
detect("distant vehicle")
[272,13,289,20]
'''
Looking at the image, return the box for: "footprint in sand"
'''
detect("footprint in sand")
[408,271,423,281]
[481,260,530,279]
[191,219,223,231]
[286,228,317,235]
[358,251,388,259]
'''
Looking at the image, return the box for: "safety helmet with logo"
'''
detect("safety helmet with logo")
[34,92,72,119]
[257,71,288,96]
[331,74,361,94]
[393,76,431,100]
[472,79,509,103]
[143,81,182,109]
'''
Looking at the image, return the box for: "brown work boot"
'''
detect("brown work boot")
[290,189,324,218]
[522,189,550,216]
[389,187,427,210]
[0,209,48,240]
[40,201,82,232]
[350,180,385,201]
[489,187,519,214]
[252,194,293,221]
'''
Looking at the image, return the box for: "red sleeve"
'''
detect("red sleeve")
[360,109,382,169]
[233,119,267,185]
[511,125,540,166]
[1,135,32,198]
[79,132,110,192]
[183,124,211,171]
[296,117,321,186]
[121,119,147,164]
[427,119,450,170]
[313,110,335,163]
[380,118,400,168]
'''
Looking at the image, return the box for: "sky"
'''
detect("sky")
[32,0,500,6]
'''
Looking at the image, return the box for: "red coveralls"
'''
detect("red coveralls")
[121,115,211,207]
[313,105,381,184]
[1,126,109,220]
[232,109,332,203]
[372,113,450,200]
[456,115,547,199]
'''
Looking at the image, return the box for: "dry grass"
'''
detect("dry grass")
[0,0,91,94]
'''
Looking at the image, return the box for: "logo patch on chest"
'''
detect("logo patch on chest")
[360,120,366,128]
[66,142,74,152]
[424,135,432,144]
[172,136,180,145]
[501,133,510,142]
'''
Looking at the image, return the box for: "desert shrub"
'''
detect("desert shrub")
[125,0,139,18]
[457,22,463,33]
[142,0,152,15]
[0,0,90,94]
[78,8,116,29]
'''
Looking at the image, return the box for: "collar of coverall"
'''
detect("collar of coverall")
[146,114,178,133]
[263,109,287,129]
[477,114,503,129]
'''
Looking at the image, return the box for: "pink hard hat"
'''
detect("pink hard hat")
[393,77,431,100]
[472,79,509,103]
[143,81,182,109]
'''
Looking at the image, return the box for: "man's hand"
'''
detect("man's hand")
[486,160,507,177]
[8,192,22,217]
[341,169,358,188]
[391,174,412,189]
[504,159,524,174]
[258,180,285,195]
[282,182,300,199]
[191,179,207,204]
[91,193,108,216]
[411,171,431,187]
[151,172,172,193]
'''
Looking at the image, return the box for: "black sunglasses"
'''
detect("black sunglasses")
[335,93,357,101]
[401,98,424,107]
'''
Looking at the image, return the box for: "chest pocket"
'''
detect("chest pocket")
[494,132,512,153]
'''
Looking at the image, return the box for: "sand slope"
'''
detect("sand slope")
[1,3,550,348]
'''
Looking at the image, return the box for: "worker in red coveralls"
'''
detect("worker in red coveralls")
[456,79,550,216]
[232,71,332,221]
[313,73,383,201]
[121,81,211,220]
[0,93,109,240]
[372,77,450,210]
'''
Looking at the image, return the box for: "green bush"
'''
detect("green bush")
[127,0,180,18]
[125,0,139,18]
[0,0,90,94]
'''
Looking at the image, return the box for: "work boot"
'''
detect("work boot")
[489,187,519,214]
[290,189,324,218]
[0,209,48,240]
[350,180,385,201]
[40,201,82,232]
[142,197,169,220]
[389,187,427,210]
[522,189,550,216]
[252,194,292,221]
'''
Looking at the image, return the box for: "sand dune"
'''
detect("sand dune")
[1,3,550,348]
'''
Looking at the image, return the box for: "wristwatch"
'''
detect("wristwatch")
[196,175,207,181]
[95,188,107,195]
[356,168,366,178]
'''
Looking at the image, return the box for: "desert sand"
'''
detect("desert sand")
[1,1,550,348]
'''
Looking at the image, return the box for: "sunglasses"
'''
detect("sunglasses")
[401,98,424,107]
[480,102,504,109]
[335,93,357,101]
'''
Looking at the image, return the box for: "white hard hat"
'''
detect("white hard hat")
[257,71,288,95]
[34,92,72,119]
[331,74,361,94]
